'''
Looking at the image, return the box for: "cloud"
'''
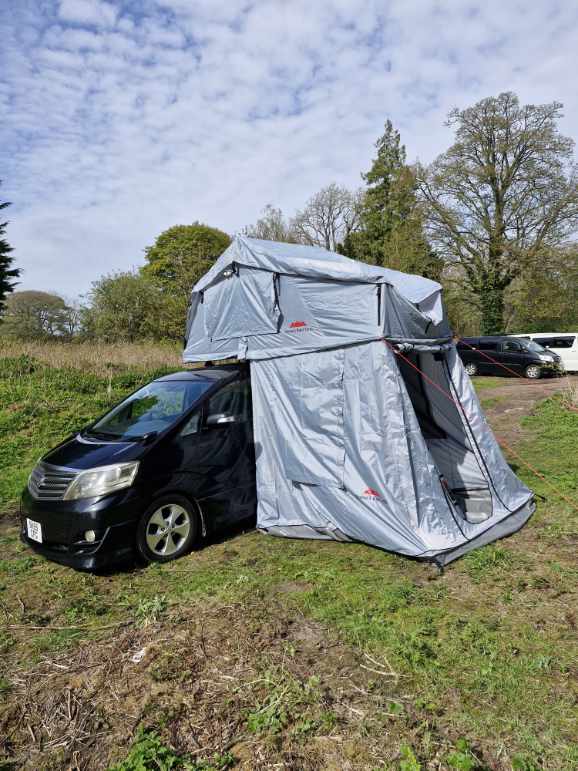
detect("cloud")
[1,0,577,297]
[58,0,117,28]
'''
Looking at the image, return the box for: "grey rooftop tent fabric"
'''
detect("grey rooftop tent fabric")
[184,236,534,564]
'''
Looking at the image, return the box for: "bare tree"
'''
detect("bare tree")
[59,298,83,337]
[291,184,362,251]
[419,92,578,333]
[244,205,299,243]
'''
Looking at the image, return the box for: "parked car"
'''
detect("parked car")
[456,335,563,379]
[20,365,256,570]
[510,332,578,373]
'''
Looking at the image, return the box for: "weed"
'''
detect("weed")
[109,728,234,770]
[511,755,541,771]
[134,595,168,627]
[399,744,421,770]
[445,739,482,770]
[245,667,325,738]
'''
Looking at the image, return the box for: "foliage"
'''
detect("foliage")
[142,224,230,340]
[420,92,578,333]
[0,188,21,319]
[2,290,79,340]
[506,243,578,332]
[109,728,234,770]
[445,738,480,770]
[399,744,421,770]
[83,270,164,342]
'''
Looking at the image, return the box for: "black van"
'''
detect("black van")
[457,336,563,378]
[20,365,256,570]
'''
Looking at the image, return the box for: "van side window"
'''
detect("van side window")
[206,380,251,424]
[479,341,498,350]
[540,336,575,349]
[502,341,522,352]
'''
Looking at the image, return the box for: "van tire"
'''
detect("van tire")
[136,495,198,564]
[465,362,478,376]
[525,364,542,379]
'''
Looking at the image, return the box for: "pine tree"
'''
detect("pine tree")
[357,122,440,278]
[0,191,20,318]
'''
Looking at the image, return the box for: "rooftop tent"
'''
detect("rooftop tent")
[183,236,534,565]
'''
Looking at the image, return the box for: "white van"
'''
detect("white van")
[511,333,578,372]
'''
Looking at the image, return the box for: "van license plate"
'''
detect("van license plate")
[26,519,43,543]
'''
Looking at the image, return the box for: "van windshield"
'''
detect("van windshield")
[520,340,547,354]
[86,380,212,440]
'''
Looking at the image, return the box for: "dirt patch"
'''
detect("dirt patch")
[274,581,313,596]
[0,508,19,535]
[481,375,578,446]
[0,600,417,770]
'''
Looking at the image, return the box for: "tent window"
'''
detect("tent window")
[204,266,280,341]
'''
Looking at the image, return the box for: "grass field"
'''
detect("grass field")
[0,345,576,770]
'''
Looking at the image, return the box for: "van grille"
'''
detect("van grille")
[28,462,78,501]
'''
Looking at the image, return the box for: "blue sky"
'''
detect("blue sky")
[2,0,578,298]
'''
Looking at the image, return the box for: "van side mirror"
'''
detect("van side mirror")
[205,413,238,427]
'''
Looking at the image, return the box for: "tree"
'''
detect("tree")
[142,223,230,339]
[2,291,71,339]
[58,299,83,338]
[83,271,163,342]
[0,188,21,319]
[244,205,298,243]
[505,243,578,333]
[355,121,441,278]
[291,184,362,251]
[419,92,578,333]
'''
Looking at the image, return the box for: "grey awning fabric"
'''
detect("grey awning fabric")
[194,235,444,322]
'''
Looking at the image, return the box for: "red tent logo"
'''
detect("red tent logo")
[289,321,307,328]
[363,487,380,498]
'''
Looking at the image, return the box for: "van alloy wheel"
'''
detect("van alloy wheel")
[146,504,191,556]
[525,364,542,379]
[465,362,478,376]
[136,495,198,563]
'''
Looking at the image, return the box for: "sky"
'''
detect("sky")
[1,0,578,299]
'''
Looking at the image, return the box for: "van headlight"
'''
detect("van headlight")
[63,461,139,501]
[539,354,553,362]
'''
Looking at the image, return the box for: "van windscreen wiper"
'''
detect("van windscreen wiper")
[81,428,124,441]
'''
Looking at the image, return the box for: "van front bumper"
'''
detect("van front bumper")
[20,487,144,571]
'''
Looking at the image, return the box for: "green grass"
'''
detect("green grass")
[0,350,577,770]
[517,396,578,495]
[470,376,507,390]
